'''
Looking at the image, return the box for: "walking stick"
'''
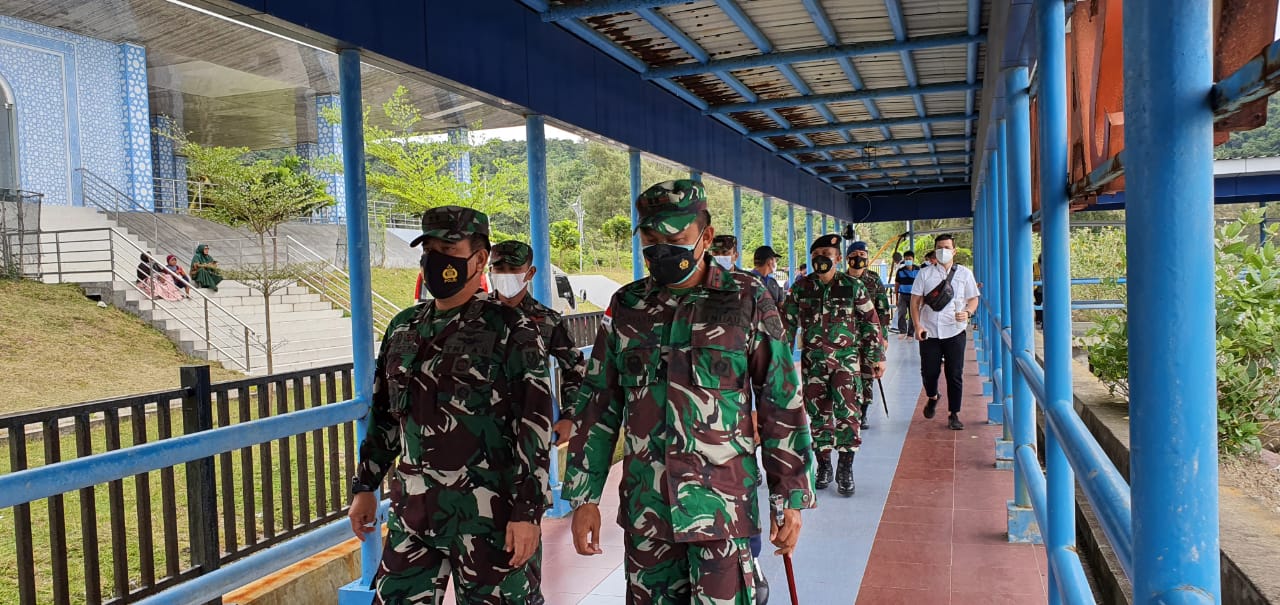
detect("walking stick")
[876,378,889,417]
[773,504,800,605]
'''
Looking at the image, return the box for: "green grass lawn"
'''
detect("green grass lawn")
[0,280,241,416]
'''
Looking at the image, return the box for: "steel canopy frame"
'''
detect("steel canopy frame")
[205,0,853,219]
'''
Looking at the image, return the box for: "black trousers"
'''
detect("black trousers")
[919,331,967,414]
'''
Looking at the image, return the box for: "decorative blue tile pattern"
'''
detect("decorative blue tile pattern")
[151,114,178,212]
[447,127,472,184]
[315,94,345,223]
[120,42,154,209]
[0,16,134,207]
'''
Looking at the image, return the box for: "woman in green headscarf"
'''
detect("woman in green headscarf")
[190,243,223,292]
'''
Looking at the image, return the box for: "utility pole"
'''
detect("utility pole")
[571,195,585,272]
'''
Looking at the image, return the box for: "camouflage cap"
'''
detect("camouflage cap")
[490,240,533,267]
[710,235,738,254]
[809,233,842,253]
[409,205,490,247]
[635,179,707,236]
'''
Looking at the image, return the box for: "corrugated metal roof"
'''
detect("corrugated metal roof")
[543,0,987,194]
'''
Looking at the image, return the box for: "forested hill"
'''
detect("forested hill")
[1217,96,1280,159]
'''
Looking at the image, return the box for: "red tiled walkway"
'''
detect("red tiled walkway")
[856,345,1049,605]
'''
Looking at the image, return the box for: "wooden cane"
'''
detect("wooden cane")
[783,553,799,605]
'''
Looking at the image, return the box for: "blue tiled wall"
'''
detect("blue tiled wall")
[0,16,147,207]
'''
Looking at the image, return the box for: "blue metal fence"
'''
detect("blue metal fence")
[971,0,1277,602]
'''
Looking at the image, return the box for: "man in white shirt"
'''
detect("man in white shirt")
[910,234,980,430]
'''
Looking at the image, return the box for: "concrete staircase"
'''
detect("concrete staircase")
[38,205,359,375]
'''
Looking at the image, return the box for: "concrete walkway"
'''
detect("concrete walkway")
[539,334,1048,604]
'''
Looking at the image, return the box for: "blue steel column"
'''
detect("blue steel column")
[1037,0,1078,601]
[907,220,915,254]
[805,211,814,249]
[337,48,379,599]
[821,215,828,234]
[787,203,797,286]
[989,154,1015,472]
[996,128,1014,440]
[763,196,773,247]
[1123,0,1220,601]
[630,151,644,282]
[527,116,553,305]
[1006,67,1037,517]
[733,186,744,268]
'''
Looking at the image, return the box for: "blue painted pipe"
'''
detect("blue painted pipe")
[805,210,813,251]
[339,47,381,584]
[995,141,1014,447]
[762,196,773,248]
[787,203,797,287]
[1005,67,1037,513]
[527,116,553,306]
[1123,0,1221,598]
[733,185,743,269]
[630,150,644,282]
[1015,352,1134,580]
[135,499,390,605]
[652,33,985,80]
[1049,546,1101,605]
[0,399,366,509]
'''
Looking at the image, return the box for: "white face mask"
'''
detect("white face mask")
[491,273,529,299]
[713,256,734,269]
[936,248,954,265]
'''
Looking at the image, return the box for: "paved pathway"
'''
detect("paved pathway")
[539,335,1049,604]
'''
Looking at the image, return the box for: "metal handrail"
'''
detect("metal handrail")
[38,227,262,371]
[282,235,401,326]
[77,168,202,267]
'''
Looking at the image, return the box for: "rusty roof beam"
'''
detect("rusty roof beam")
[802,150,972,168]
[777,134,974,156]
[751,112,973,138]
[708,81,982,114]
[646,32,985,80]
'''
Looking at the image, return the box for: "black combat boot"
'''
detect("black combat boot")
[860,403,871,430]
[815,451,833,490]
[836,451,856,496]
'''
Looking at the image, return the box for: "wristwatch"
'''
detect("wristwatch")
[350,477,378,495]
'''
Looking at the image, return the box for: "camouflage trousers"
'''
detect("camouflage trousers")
[801,358,862,452]
[624,532,757,605]
[373,512,544,605]
[858,358,876,419]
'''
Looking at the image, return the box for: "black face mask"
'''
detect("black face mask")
[643,230,706,286]
[849,256,868,270]
[811,255,834,275]
[422,249,478,299]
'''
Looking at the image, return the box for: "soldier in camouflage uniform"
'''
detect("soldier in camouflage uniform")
[563,180,815,605]
[782,234,886,497]
[489,240,588,444]
[845,241,892,430]
[348,207,554,605]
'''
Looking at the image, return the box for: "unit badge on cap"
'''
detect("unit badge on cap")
[442,265,459,283]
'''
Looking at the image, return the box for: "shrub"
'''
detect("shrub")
[1086,209,1280,454]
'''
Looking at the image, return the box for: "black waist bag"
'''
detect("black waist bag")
[922,266,958,312]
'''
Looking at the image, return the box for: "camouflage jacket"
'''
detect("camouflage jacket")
[783,273,885,365]
[854,269,891,339]
[563,257,816,543]
[516,295,587,420]
[356,291,553,536]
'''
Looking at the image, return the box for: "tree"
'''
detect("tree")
[160,124,334,373]
[323,87,527,228]
[601,216,632,250]
[549,219,580,268]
